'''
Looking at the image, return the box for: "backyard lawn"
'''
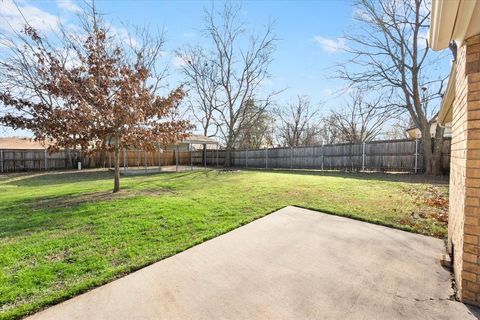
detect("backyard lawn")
[0,169,448,319]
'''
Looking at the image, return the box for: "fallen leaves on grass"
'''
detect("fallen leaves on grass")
[400,185,449,237]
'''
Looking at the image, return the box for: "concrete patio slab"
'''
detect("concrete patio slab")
[27,206,479,320]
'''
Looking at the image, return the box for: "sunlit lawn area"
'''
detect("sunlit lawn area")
[0,169,448,319]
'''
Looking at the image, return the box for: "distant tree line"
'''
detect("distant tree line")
[178,0,447,176]
[0,0,448,175]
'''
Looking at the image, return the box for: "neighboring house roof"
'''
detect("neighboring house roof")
[429,0,480,125]
[181,134,218,145]
[0,137,47,149]
[405,122,452,139]
[0,135,218,150]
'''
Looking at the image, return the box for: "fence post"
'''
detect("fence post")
[321,142,324,171]
[159,148,162,170]
[204,144,207,168]
[414,139,419,173]
[216,145,219,167]
[175,146,179,172]
[362,141,366,171]
[159,148,162,168]
[290,147,293,169]
[0,150,3,173]
[44,149,48,171]
[265,147,268,169]
[123,148,127,173]
[190,146,193,171]
[144,150,147,172]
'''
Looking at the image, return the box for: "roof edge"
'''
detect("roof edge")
[438,63,456,125]
[429,0,459,51]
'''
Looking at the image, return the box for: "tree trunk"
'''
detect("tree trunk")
[431,125,445,175]
[66,148,73,169]
[99,148,106,168]
[224,148,232,167]
[202,144,207,167]
[113,142,120,193]
[224,133,234,167]
[422,125,444,176]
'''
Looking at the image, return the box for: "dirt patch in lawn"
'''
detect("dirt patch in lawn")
[31,188,175,210]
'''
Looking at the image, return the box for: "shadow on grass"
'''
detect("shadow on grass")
[2,169,114,187]
[238,167,449,185]
[1,168,215,187]
[0,203,95,238]
[1,167,449,187]
[163,170,211,180]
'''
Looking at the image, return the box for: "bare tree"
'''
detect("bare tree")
[176,47,221,163]
[326,90,388,143]
[277,95,321,147]
[381,115,411,140]
[176,47,220,139]
[195,2,279,165]
[318,115,342,144]
[235,99,275,149]
[338,0,447,175]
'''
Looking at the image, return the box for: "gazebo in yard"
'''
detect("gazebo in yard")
[175,134,220,170]
[118,134,220,174]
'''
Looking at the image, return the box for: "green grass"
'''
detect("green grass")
[0,169,448,319]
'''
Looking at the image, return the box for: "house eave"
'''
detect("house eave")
[438,63,456,126]
[429,0,460,51]
[429,0,480,51]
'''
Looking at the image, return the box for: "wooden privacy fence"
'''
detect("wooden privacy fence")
[226,138,451,172]
[0,138,450,173]
[0,148,223,173]
[0,149,79,172]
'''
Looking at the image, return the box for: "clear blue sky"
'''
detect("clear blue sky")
[0,0,448,137]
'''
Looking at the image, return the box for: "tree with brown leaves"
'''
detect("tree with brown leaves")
[0,4,190,192]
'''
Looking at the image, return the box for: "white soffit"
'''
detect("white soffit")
[451,0,479,46]
[464,0,480,40]
[429,0,479,51]
[438,64,456,125]
[429,0,459,51]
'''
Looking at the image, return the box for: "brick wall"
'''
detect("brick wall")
[449,34,480,305]
[449,37,468,300]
